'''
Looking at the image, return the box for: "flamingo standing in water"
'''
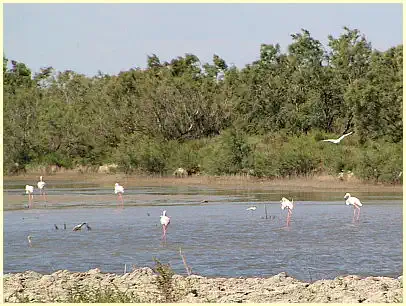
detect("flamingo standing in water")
[344,193,363,222]
[281,197,294,227]
[25,185,34,208]
[114,183,124,208]
[160,210,171,242]
[37,176,46,201]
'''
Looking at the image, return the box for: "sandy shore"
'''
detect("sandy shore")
[3,268,403,303]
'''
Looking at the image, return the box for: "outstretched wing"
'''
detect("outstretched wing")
[322,139,336,143]
[337,132,353,141]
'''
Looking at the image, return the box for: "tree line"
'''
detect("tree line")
[3,27,403,183]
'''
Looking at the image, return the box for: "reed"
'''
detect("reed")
[180,248,192,276]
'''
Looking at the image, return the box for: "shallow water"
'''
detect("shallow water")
[3,182,403,281]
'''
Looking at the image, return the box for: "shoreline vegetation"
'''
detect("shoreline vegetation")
[3,268,403,303]
[4,27,402,185]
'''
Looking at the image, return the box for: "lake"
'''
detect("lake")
[3,179,403,281]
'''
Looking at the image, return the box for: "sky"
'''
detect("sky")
[3,3,403,77]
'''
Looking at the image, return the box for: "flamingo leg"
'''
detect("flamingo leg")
[117,194,123,208]
[356,206,361,221]
[119,193,124,208]
[29,194,33,208]
[286,209,292,227]
[42,190,47,202]
[162,225,167,242]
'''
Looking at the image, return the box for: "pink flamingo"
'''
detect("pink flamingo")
[114,183,124,208]
[37,176,46,201]
[281,197,294,227]
[25,185,34,208]
[160,210,171,242]
[344,193,363,222]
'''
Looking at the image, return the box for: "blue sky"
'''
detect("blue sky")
[4,3,403,76]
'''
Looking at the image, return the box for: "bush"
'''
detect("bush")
[357,141,402,183]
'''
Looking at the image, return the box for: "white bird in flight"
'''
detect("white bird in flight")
[344,193,363,222]
[37,176,47,201]
[25,185,34,208]
[114,183,124,208]
[280,197,294,227]
[160,210,171,242]
[322,132,353,144]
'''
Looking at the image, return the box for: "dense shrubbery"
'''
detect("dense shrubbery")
[3,27,402,183]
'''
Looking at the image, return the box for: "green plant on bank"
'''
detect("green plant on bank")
[153,257,177,302]
[66,282,141,303]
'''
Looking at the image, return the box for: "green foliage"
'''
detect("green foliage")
[153,258,176,302]
[357,141,403,183]
[66,283,140,303]
[201,128,253,175]
[3,26,402,183]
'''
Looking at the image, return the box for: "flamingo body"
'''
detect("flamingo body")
[344,193,362,222]
[25,185,34,194]
[25,185,34,208]
[37,176,47,201]
[344,193,363,206]
[280,197,294,210]
[280,197,294,227]
[160,210,171,241]
[37,176,46,190]
[114,183,124,208]
[114,183,124,194]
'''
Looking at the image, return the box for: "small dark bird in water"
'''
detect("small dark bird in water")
[54,224,59,230]
[201,200,208,203]
[147,212,150,216]
[64,223,67,230]
[73,222,87,231]
[86,223,92,230]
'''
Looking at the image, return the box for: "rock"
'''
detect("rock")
[3,269,403,303]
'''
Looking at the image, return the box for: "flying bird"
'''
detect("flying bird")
[344,193,363,222]
[160,210,171,242]
[37,176,46,201]
[281,197,294,227]
[322,132,353,144]
[114,183,124,208]
[25,185,34,208]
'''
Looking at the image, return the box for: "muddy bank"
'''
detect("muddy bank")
[4,172,402,193]
[3,268,403,303]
